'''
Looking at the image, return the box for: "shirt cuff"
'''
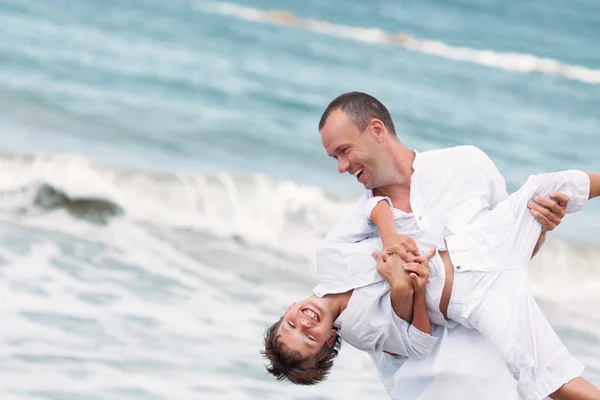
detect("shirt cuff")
[407,324,439,349]
[363,196,393,223]
[391,312,439,357]
[565,170,590,214]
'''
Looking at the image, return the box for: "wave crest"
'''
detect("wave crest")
[193,1,600,85]
[0,150,356,257]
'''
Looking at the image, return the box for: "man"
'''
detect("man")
[316,91,597,398]
[262,91,590,399]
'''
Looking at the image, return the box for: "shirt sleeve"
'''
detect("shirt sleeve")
[563,170,591,213]
[473,147,509,208]
[523,170,590,214]
[340,289,438,359]
[324,194,380,243]
[380,298,439,359]
[361,196,394,225]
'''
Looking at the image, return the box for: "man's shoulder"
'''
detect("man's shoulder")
[418,145,487,161]
[415,145,490,172]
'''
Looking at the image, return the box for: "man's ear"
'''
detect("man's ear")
[369,119,386,142]
[326,330,337,348]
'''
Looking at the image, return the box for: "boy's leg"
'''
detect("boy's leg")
[551,377,600,400]
[503,170,590,266]
[458,267,591,400]
[448,171,591,270]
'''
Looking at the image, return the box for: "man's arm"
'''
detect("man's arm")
[528,192,568,257]
[374,252,414,322]
[374,250,435,324]
[370,252,438,360]
[370,199,420,321]
[586,172,600,199]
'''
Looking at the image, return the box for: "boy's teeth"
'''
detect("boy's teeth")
[303,309,318,321]
[353,169,363,177]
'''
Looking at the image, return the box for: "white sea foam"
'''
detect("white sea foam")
[0,150,355,261]
[0,210,385,399]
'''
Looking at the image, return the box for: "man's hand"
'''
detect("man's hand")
[381,233,420,263]
[373,251,412,291]
[403,250,434,294]
[528,192,568,233]
[373,251,414,322]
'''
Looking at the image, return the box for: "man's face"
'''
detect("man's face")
[277,296,337,360]
[320,110,387,190]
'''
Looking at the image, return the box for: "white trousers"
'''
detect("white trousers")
[447,171,590,400]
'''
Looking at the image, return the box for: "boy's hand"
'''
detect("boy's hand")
[381,233,419,263]
[403,249,435,293]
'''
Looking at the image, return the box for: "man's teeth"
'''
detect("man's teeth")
[353,169,363,177]
[303,309,318,321]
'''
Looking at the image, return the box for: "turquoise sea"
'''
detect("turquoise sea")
[1,0,599,398]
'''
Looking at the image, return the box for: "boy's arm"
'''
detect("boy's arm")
[370,198,398,240]
[411,292,430,335]
[403,256,433,335]
[370,199,419,262]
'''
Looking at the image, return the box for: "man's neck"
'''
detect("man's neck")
[372,145,415,213]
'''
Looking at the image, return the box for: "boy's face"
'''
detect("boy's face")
[277,296,337,360]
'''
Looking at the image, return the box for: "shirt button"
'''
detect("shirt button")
[455,265,462,271]
[418,216,422,220]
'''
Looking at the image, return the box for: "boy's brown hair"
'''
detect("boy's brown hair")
[261,317,342,385]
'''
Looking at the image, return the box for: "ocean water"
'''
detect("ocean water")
[0,0,599,399]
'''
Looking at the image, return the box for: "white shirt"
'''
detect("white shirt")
[335,280,439,359]
[314,145,509,327]
[315,146,521,399]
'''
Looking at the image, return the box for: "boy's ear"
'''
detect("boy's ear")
[326,330,337,348]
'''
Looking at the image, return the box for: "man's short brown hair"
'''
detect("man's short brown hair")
[260,317,342,385]
[318,91,397,136]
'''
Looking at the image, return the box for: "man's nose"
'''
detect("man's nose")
[338,157,350,174]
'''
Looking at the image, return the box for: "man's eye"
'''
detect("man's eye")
[307,335,316,341]
[287,321,295,329]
